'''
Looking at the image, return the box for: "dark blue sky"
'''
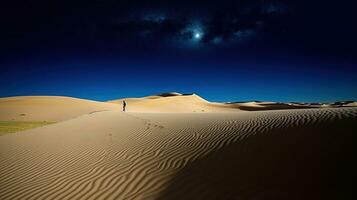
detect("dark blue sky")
[1,0,356,102]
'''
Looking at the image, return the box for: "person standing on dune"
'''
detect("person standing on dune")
[123,100,127,112]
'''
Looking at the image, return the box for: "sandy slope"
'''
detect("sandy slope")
[0,96,120,121]
[1,94,355,121]
[109,93,357,112]
[108,93,241,113]
[0,107,356,200]
[108,93,295,112]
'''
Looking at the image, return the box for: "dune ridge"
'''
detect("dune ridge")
[107,93,230,113]
[0,107,356,200]
[109,93,357,112]
[1,94,356,122]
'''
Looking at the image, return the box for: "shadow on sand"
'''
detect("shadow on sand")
[157,117,356,200]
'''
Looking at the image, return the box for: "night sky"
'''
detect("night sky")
[1,0,356,102]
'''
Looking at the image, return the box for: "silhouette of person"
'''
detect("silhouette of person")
[123,100,127,112]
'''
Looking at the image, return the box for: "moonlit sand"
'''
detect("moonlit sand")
[0,93,356,200]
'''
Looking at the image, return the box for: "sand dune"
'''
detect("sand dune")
[227,101,318,111]
[108,93,303,112]
[0,96,120,121]
[109,93,241,113]
[1,94,356,121]
[345,102,357,107]
[0,107,356,200]
[109,93,357,112]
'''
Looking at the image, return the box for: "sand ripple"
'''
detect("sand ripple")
[0,108,356,200]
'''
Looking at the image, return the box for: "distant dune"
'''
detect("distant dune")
[0,94,356,122]
[0,108,356,199]
[109,93,240,113]
[0,96,120,121]
[108,92,357,112]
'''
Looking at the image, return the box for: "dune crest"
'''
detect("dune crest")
[108,93,239,113]
[109,92,357,113]
[1,94,356,120]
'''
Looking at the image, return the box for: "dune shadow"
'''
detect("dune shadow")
[238,104,316,111]
[156,117,356,200]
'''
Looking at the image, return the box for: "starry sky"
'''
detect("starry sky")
[0,0,356,102]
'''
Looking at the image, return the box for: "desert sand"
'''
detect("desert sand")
[0,94,356,200]
[108,92,240,113]
[1,94,354,122]
[0,96,120,121]
[109,92,355,112]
